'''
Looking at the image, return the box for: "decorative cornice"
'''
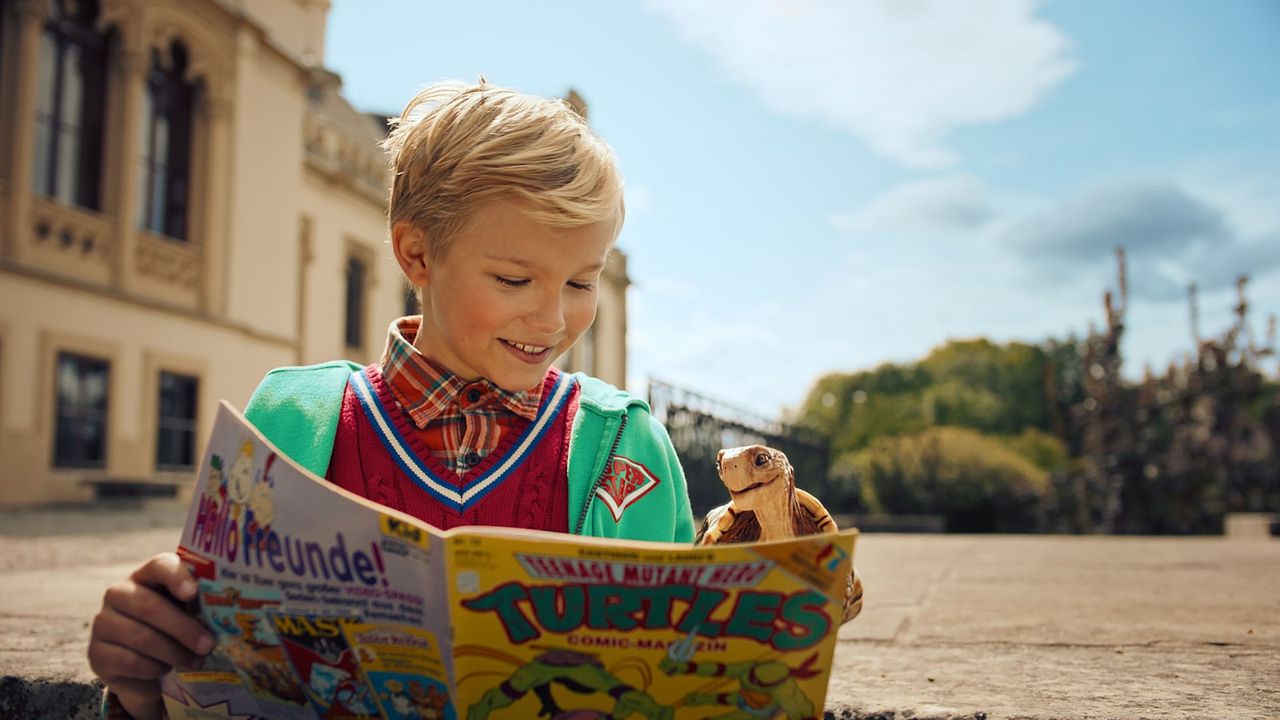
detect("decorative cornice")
[0,258,298,350]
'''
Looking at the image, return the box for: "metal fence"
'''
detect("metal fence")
[647,379,831,517]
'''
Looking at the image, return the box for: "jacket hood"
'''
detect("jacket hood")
[572,373,650,415]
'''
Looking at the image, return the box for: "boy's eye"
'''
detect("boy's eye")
[495,276,528,288]
[568,281,595,291]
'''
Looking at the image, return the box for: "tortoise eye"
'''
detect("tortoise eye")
[754,452,769,467]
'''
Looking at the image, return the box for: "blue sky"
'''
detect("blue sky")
[325,0,1280,417]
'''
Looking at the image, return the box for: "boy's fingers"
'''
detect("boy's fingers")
[88,636,172,680]
[91,608,203,675]
[104,582,213,657]
[105,679,165,720]
[130,553,198,601]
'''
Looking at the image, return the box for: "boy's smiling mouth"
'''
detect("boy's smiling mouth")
[501,339,553,362]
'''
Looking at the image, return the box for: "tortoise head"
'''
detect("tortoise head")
[716,445,794,513]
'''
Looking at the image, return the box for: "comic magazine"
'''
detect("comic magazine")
[160,401,858,720]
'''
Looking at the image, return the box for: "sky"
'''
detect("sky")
[324,0,1280,418]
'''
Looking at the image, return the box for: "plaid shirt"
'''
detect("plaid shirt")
[380,317,543,476]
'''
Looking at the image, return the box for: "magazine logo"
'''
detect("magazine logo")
[192,440,278,561]
[595,456,659,522]
[461,581,832,651]
[188,439,390,587]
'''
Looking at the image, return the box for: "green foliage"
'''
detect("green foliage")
[920,339,1052,434]
[1001,428,1070,473]
[840,426,1049,532]
[795,363,932,453]
[796,338,1055,454]
[922,379,1003,430]
[838,390,930,453]
[825,453,874,515]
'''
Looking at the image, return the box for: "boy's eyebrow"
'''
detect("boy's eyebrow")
[485,254,606,273]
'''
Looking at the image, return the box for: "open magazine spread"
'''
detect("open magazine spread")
[160,401,858,720]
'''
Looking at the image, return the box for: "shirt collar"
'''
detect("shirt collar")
[379,317,544,427]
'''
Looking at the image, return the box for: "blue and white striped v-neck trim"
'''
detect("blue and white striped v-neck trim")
[348,368,575,513]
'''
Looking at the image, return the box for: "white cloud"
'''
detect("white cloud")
[997,180,1230,259]
[831,174,992,234]
[644,0,1075,168]
[996,179,1280,302]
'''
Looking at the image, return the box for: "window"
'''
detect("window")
[403,283,419,318]
[33,0,111,210]
[139,42,197,240]
[53,352,109,468]
[156,371,198,470]
[344,256,366,348]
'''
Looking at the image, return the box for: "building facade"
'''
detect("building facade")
[0,0,629,507]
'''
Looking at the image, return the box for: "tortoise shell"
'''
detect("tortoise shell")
[695,488,835,544]
[696,488,863,624]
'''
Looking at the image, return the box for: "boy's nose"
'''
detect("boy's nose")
[526,290,566,334]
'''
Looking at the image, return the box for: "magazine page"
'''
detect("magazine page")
[161,401,457,720]
[445,525,857,720]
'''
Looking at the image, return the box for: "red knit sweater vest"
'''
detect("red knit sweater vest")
[327,364,578,532]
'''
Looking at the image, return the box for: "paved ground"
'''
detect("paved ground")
[0,501,1277,719]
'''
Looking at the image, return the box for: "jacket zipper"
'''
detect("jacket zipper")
[573,413,627,535]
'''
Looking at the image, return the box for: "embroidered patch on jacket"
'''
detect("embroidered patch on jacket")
[595,456,660,522]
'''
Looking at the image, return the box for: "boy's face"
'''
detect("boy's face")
[411,199,614,392]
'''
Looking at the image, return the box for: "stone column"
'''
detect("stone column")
[1,0,46,263]
[198,88,233,317]
[106,45,148,289]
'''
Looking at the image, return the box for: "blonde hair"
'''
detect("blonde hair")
[382,80,625,258]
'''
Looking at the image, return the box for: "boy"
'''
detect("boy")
[87,80,695,719]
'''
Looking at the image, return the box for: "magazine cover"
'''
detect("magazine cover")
[159,401,857,719]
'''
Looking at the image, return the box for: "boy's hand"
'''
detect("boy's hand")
[87,553,214,720]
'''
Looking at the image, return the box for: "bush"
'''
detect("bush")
[1001,427,1070,473]
[841,426,1050,532]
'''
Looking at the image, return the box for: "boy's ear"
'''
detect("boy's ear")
[391,221,431,286]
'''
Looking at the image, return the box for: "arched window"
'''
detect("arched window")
[33,0,111,210]
[139,41,197,241]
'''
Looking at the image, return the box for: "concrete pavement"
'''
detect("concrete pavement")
[0,501,1277,719]
[834,533,1279,718]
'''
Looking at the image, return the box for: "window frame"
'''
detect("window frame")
[33,0,111,210]
[52,351,111,470]
[155,369,199,471]
[139,41,198,241]
[344,253,369,350]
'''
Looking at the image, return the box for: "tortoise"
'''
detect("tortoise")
[695,444,863,623]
